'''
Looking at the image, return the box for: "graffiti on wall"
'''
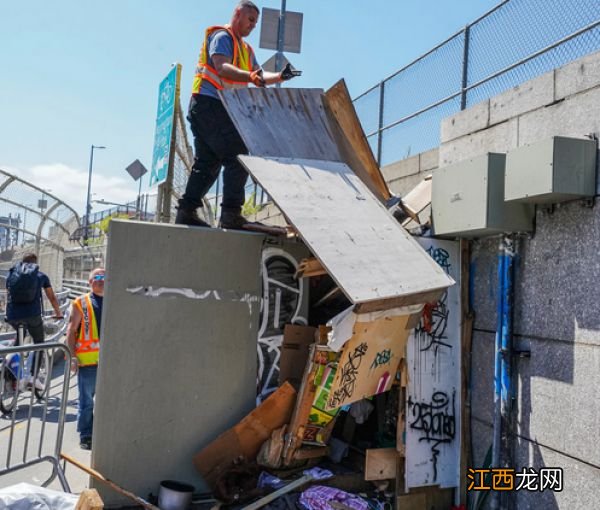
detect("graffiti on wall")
[257,248,307,401]
[406,239,461,489]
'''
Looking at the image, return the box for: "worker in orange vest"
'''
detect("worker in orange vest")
[66,268,104,450]
[176,0,300,229]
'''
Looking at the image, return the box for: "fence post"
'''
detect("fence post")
[460,24,471,110]
[377,81,385,166]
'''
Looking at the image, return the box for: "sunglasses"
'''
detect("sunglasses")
[93,274,105,281]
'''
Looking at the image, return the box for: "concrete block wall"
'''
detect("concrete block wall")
[428,49,600,509]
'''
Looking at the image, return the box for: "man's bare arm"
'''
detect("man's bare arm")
[44,287,63,317]
[65,305,82,357]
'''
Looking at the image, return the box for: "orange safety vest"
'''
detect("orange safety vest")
[192,24,256,94]
[73,293,100,366]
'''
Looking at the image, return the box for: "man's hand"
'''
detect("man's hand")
[280,63,302,81]
[250,69,265,87]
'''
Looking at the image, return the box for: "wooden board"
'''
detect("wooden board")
[76,489,104,510]
[324,79,391,202]
[365,448,399,481]
[193,382,296,487]
[220,88,342,161]
[326,314,411,410]
[279,324,317,387]
[238,156,454,306]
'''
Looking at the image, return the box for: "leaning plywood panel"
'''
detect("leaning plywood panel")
[220,88,341,161]
[238,156,454,308]
[323,79,391,203]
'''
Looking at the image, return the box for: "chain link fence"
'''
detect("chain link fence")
[0,169,78,331]
[354,0,600,166]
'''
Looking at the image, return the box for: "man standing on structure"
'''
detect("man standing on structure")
[176,0,300,229]
[66,267,104,450]
[5,253,63,387]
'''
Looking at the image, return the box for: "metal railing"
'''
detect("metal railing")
[353,0,600,166]
[0,342,72,491]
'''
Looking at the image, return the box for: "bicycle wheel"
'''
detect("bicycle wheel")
[34,350,52,401]
[0,371,18,415]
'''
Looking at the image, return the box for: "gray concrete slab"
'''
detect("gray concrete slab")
[440,99,490,143]
[381,153,420,182]
[92,221,264,507]
[489,72,555,126]
[555,49,600,101]
[439,118,519,167]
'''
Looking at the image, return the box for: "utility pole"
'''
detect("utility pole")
[84,144,106,244]
[275,0,287,88]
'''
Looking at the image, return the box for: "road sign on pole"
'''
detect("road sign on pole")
[149,65,178,188]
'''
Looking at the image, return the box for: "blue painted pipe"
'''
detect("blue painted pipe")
[491,235,515,510]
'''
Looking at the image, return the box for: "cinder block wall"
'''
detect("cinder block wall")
[389,50,600,509]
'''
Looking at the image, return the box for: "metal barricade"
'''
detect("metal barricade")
[0,342,72,491]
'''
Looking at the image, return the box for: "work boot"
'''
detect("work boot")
[218,208,248,230]
[175,206,211,228]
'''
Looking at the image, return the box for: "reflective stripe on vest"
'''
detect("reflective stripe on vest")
[192,25,255,94]
[73,293,100,366]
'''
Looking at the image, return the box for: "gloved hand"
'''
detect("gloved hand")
[280,63,302,81]
[250,69,265,87]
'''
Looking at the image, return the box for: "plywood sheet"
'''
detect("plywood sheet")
[238,156,454,306]
[365,448,399,481]
[326,314,411,410]
[193,382,297,488]
[220,88,341,161]
[324,80,390,202]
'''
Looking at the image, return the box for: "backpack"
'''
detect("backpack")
[7,262,40,304]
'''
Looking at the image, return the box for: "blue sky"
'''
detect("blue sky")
[0,0,499,214]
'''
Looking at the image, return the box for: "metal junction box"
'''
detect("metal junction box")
[505,136,597,204]
[432,153,534,238]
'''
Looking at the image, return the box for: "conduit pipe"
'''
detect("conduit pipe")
[491,234,515,510]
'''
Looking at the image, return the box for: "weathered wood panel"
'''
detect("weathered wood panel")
[220,88,342,161]
[324,79,391,202]
[238,156,454,306]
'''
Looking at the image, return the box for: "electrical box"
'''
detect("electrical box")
[505,136,597,203]
[432,153,534,238]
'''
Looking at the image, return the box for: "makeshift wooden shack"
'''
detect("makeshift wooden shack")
[193,83,456,505]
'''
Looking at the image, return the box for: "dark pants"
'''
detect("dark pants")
[180,95,249,211]
[8,315,44,375]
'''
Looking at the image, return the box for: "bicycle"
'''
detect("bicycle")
[0,322,52,415]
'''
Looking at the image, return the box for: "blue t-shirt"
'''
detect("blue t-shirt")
[90,293,103,335]
[6,271,51,321]
[199,30,259,100]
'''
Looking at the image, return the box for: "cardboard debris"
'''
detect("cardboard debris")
[193,382,297,488]
[279,325,317,387]
[365,448,399,481]
[326,314,411,410]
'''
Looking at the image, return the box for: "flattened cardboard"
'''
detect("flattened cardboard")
[279,325,317,387]
[193,382,296,488]
[326,314,411,410]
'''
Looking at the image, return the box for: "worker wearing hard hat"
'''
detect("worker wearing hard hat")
[176,0,300,229]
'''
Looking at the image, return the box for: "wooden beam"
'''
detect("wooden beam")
[295,257,328,279]
[354,288,447,314]
[365,448,399,481]
[76,489,104,510]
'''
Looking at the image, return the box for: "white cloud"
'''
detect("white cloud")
[3,163,139,216]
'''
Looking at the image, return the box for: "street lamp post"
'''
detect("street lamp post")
[84,144,106,243]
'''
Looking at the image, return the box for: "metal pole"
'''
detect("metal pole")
[137,175,143,219]
[84,145,94,244]
[84,145,105,243]
[376,82,385,166]
[275,0,287,88]
[460,24,471,110]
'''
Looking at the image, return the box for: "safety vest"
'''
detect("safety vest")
[73,293,100,366]
[192,24,255,94]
